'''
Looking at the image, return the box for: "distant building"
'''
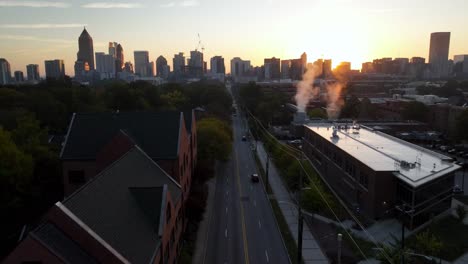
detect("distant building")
[0,58,11,85]
[74,27,94,78]
[134,51,151,77]
[361,62,374,73]
[429,32,451,78]
[313,59,324,76]
[408,57,427,79]
[109,42,124,73]
[230,57,251,78]
[334,61,351,76]
[96,52,116,79]
[323,59,332,77]
[188,50,204,77]
[281,60,291,79]
[156,56,170,78]
[453,55,468,77]
[45,59,65,80]
[210,56,225,74]
[123,61,134,73]
[304,123,461,229]
[264,57,280,80]
[14,71,24,83]
[173,52,185,74]
[26,64,40,81]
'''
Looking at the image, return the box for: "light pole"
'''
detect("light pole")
[395,203,415,264]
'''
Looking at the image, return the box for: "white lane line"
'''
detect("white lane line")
[225,228,228,238]
[258,220,262,229]
[226,190,229,196]
[265,250,269,263]
[226,207,228,214]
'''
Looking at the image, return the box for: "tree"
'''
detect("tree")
[358,97,376,120]
[239,82,263,112]
[196,118,232,162]
[402,101,428,122]
[413,230,443,257]
[11,114,49,159]
[307,108,327,119]
[340,95,361,118]
[456,109,468,141]
[161,90,189,110]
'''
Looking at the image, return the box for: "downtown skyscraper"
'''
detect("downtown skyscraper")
[26,64,40,81]
[0,58,12,85]
[429,32,450,78]
[74,27,95,78]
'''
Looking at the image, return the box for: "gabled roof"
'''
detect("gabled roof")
[61,146,181,264]
[60,112,182,160]
[32,222,98,264]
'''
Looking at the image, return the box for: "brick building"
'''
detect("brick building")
[4,146,183,263]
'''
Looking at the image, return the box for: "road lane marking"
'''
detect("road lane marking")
[235,143,250,264]
[226,207,228,214]
[265,250,269,263]
[225,228,228,238]
[258,220,262,229]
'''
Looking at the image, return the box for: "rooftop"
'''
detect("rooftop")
[305,123,461,187]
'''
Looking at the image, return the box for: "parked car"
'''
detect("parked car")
[250,173,259,183]
[242,135,247,141]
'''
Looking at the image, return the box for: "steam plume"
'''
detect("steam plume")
[295,64,319,112]
[326,82,344,119]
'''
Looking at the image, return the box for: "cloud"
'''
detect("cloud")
[161,0,199,7]
[81,2,142,8]
[1,24,86,29]
[0,1,69,8]
[0,34,74,44]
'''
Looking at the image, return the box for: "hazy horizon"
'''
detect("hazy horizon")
[1,0,467,76]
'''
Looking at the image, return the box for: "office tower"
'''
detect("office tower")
[230,57,251,77]
[76,27,95,70]
[361,62,374,73]
[281,60,291,79]
[188,50,204,76]
[408,57,426,80]
[210,56,225,74]
[313,59,324,76]
[264,57,280,80]
[26,64,40,81]
[108,42,117,57]
[290,58,304,80]
[300,52,307,70]
[156,56,170,78]
[14,71,24,83]
[323,59,332,77]
[173,52,185,74]
[109,42,124,72]
[148,61,155,77]
[96,52,116,79]
[429,32,450,78]
[454,55,468,77]
[0,58,12,85]
[134,51,150,77]
[45,59,65,80]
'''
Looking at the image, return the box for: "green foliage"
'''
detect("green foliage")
[340,95,361,119]
[11,114,49,159]
[0,127,34,208]
[455,204,467,222]
[0,88,26,110]
[239,82,263,112]
[161,90,188,110]
[358,97,376,120]
[307,108,327,119]
[413,230,443,256]
[197,118,233,162]
[402,101,428,122]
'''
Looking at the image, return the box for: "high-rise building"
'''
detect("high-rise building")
[109,42,124,73]
[45,59,65,80]
[210,56,225,74]
[76,27,95,72]
[96,52,116,79]
[323,59,332,77]
[454,55,468,77]
[188,50,204,76]
[173,53,185,74]
[0,58,12,85]
[408,57,426,80]
[290,58,304,80]
[26,64,40,81]
[313,59,324,76]
[156,56,170,78]
[361,62,374,73]
[281,60,291,79]
[14,71,24,83]
[134,51,150,77]
[264,57,280,80]
[230,57,251,77]
[334,62,351,76]
[429,32,450,78]
[123,61,134,73]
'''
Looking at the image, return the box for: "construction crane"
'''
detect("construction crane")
[195,33,205,53]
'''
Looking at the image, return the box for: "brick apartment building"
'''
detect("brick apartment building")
[4,145,184,263]
[303,123,461,228]
[60,111,197,201]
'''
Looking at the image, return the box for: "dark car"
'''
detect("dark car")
[251,173,259,183]
[242,135,247,141]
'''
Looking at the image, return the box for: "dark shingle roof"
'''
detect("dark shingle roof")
[62,146,181,264]
[33,222,98,264]
[61,112,182,160]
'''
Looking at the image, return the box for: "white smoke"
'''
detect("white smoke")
[295,64,320,112]
[325,82,344,119]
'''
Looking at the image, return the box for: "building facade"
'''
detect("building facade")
[429,32,451,78]
[303,123,460,228]
[14,71,24,83]
[26,64,40,81]
[134,51,151,77]
[95,52,116,79]
[77,28,95,70]
[454,55,468,78]
[0,58,11,85]
[45,59,65,80]
[264,57,281,80]
[230,57,251,78]
[210,56,225,75]
[156,55,170,78]
[173,52,185,74]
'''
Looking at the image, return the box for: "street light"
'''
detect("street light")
[395,203,415,264]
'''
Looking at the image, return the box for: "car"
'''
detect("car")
[242,135,247,141]
[251,173,259,183]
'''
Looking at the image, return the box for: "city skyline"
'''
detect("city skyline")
[0,0,467,76]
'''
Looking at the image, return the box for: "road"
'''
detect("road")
[202,84,290,264]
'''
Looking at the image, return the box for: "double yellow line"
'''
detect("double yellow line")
[234,122,250,264]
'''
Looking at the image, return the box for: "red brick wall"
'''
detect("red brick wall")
[177,118,191,200]
[160,190,183,264]
[2,236,63,264]
[96,132,135,174]
[62,160,97,196]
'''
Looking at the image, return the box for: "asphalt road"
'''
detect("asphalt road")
[203,86,290,264]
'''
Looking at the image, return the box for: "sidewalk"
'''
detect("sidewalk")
[256,141,330,264]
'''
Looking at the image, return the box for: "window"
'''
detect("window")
[359,171,369,188]
[68,170,85,184]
